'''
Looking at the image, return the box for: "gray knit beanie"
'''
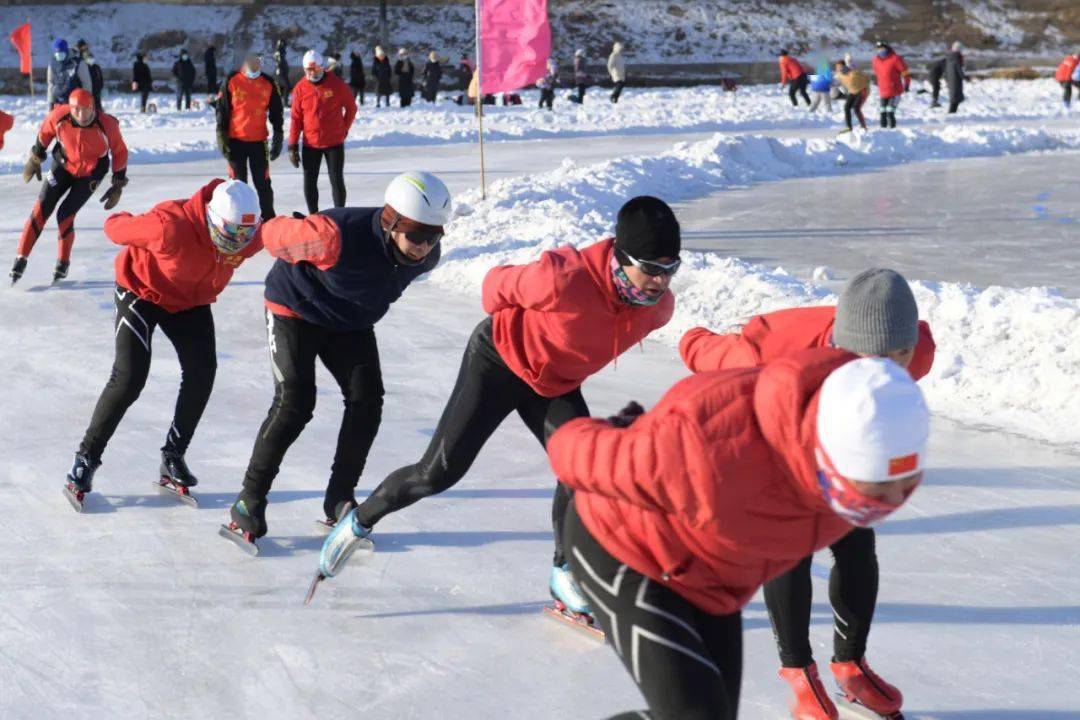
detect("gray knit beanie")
[833,269,919,355]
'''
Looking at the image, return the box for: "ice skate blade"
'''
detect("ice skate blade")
[303,572,326,605]
[63,485,85,513]
[155,478,198,507]
[218,524,259,556]
[542,603,605,641]
[836,697,903,720]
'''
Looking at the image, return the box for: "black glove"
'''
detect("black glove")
[291,211,306,220]
[270,130,283,161]
[218,139,230,162]
[288,144,300,168]
[607,401,645,428]
[100,174,129,210]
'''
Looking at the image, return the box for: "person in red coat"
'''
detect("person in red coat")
[1054,53,1080,108]
[871,41,910,128]
[316,197,682,611]
[550,348,929,720]
[288,49,357,214]
[778,48,810,107]
[679,268,932,720]
[63,180,266,507]
[11,88,128,285]
[0,108,12,150]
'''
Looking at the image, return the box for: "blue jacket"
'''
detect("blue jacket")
[264,207,440,332]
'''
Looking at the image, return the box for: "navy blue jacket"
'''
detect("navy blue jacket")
[264,207,439,332]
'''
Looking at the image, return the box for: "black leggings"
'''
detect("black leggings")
[564,504,742,720]
[301,143,346,215]
[228,139,275,220]
[843,89,868,130]
[788,74,810,106]
[176,88,192,110]
[764,527,878,668]
[241,310,385,522]
[539,88,554,109]
[879,96,900,128]
[79,286,217,463]
[611,81,625,103]
[1063,80,1078,107]
[139,89,150,112]
[18,158,108,262]
[355,318,588,566]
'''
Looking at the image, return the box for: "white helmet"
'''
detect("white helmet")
[575,48,585,57]
[207,180,261,254]
[303,49,324,69]
[384,171,452,227]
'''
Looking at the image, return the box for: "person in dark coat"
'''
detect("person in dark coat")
[569,48,589,104]
[926,56,946,108]
[274,39,291,103]
[457,55,472,93]
[373,46,392,107]
[394,48,416,107]
[204,46,218,94]
[421,51,442,103]
[172,49,197,110]
[944,42,966,114]
[349,51,366,105]
[84,51,105,109]
[132,53,152,113]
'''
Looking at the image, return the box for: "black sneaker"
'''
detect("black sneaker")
[52,260,70,283]
[9,256,27,285]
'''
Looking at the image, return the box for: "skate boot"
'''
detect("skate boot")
[831,657,903,718]
[52,260,69,283]
[64,452,100,512]
[318,507,373,578]
[219,491,267,555]
[549,564,591,615]
[779,663,838,720]
[9,256,27,285]
[157,450,199,506]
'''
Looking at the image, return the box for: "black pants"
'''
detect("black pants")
[227,139,275,219]
[764,527,878,668]
[569,83,587,103]
[564,504,742,720]
[79,286,217,463]
[879,96,900,127]
[611,81,625,103]
[139,89,150,113]
[1063,81,1077,107]
[18,158,108,262]
[400,93,413,108]
[241,311,384,522]
[843,89,868,130]
[948,95,962,114]
[352,85,365,105]
[539,88,554,109]
[355,318,588,566]
[176,88,192,110]
[788,75,810,106]
[300,143,346,215]
[930,77,942,105]
[376,92,391,107]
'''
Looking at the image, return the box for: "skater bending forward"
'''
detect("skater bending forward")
[551,350,929,720]
[65,180,264,508]
[318,196,682,610]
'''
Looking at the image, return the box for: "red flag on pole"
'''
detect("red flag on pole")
[476,0,550,94]
[9,22,31,75]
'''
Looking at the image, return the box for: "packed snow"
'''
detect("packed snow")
[0,76,1076,719]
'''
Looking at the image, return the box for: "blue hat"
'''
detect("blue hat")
[53,38,68,53]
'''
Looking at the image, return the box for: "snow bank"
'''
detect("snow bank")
[434,128,1080,446]
[0,79,1071,176]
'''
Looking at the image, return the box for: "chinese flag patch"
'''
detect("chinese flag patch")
[242,213,256,223]
[888,453,918,476]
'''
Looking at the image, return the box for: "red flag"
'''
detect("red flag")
[9,22,31,75]
[477,0,550,94]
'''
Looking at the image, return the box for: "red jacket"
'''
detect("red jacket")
[679,306,936,381]
[288,72,357,148]
[0,109,12,151]
[110,180,264,313]
[872,50,910,99]
[1055,55,1080,82]
[548,348,859,615]
[482,238,674,398]
[37,104,128,178]
[778,55,806,84]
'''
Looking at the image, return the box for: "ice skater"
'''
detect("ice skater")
[779,48,811,107]
[11,88,128,284]
[679,269,935,720]
[551,347,930,720]
[871,41,910,128]
[222,172,451,553]
[63,180,265,511]
[316,197,682,614]
[833,59,870,133]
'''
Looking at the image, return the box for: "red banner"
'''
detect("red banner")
[9,22,31,75]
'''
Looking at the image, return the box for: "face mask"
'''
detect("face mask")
[610,255,661,306]
[877,49,888,59]
[55,52,66,61]
[244,68,260,79]
[181,54,189,61]
[814,447,917,527]
[307,70,325,83]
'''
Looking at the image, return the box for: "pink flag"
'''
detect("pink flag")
[477,0,550,94]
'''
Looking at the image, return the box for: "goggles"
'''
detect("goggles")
[621,250,681,277]
[208,209,259,255]
[385,213,443,247]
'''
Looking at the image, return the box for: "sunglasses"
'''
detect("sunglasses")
[622,250,681,277]
[385,214,443,247]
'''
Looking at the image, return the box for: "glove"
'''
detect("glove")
[218,140,230,162]
[291,211,306,219]
[607,401,645,429]
[22,154,42,183]
[288,144,300,168]
[270,131,283,161]
[100,174,129,210]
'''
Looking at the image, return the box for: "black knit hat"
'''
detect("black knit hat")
[614,196,681,263]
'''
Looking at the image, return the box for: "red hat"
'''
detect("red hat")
[69,88,93,108]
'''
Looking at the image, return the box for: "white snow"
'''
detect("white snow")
[0,71,1076,720]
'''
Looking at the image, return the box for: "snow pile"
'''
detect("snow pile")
[434,128,1080,445]
[0,79,1072,176]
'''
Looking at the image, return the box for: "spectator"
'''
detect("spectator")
[607,42,626,103]
[778,48,811,107]
[944,41,966,114]
[132,53,152,113]
[395,48,416,107]
[47,38,92,109]
[274,39,291,103]
[871,41,910,128]
[537,58,558,110]
[205,46,219,94]
[349,50,366,105]
[422,51,442,103]
[327,53,344,78]
[172,48,197,110]
[373,46,392,107]
[84,50,104,109]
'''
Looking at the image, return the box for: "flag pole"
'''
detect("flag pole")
[474,0,486,199]
[27,18,34,97]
